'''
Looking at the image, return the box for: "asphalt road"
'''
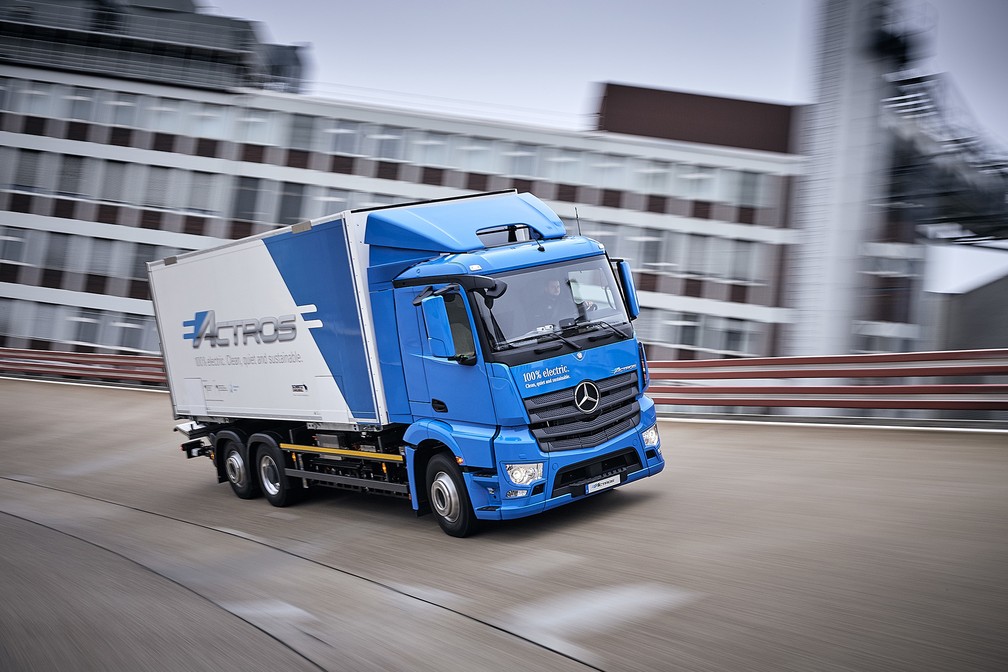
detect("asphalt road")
[1,378,1006,672]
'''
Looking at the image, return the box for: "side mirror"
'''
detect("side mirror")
[421,295,457,358]
[616,260,640,320]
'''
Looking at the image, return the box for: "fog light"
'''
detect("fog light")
[505,489,528,498]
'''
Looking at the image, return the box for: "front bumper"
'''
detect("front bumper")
[466,416,664,521]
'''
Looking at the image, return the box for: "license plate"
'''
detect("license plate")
[586,474,620,494]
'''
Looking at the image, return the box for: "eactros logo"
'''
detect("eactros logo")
[183,310,296,348]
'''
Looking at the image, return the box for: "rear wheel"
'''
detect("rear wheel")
[426,453,477,537]
[255,443,301,507]
[222,440,259,499]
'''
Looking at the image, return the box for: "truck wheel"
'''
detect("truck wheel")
[223,440,259,499]
[255,443,301,507]
[426,453,477,537]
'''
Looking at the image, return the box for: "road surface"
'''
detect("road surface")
[1,378,1006,671]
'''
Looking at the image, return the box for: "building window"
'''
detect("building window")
[368,125,405,161]
[114,314,147,351]
[0,227,26,264]
[288,114,316,151]
[707,237,733,280]
[145,98,182,134]
[0,298,11,340]
[238,109,275,145]
[130,244,156,280]
[503,142,537,178]
[231,177,261,221]
[634,307,661,343]
[684,234,708,276]
[18,81,55,116]
[144,167,171,209]
[65,87,96,121]
[315,188,349,218]
[13,149,41,192]
[89,238,113,277]
[188,171,216,215]
[580,221,620,256]
[730,240,755,282]
[681,313,701,347]
[57,155,85,197]
[737,171,761,207]
[632,159,672,195]
[277,182,305,225]
[543,148,583,184]
[0,77,9,111]
[32,303,59,344]
[587,154,628,190]
[100,161,127,203]
[108,93,138,127]
[675,164,717,200]
[408,130,450,167]
[45,232,70,270]
[328,120,362,154]
[192,103,226,139]
[724,318,747,354]
[451,136,495,173]
[70,308,102,346]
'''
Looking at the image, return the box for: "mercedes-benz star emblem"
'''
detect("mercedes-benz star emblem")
[573,380,601,414]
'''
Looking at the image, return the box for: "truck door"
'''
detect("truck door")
[416,287,496,426]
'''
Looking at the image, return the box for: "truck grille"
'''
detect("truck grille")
[524,372,640,452]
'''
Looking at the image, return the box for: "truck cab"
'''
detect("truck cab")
[365,192,664,535]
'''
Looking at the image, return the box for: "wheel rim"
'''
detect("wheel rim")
[225,450,246,487]
[430,471,461,523]
[259,454,281,497]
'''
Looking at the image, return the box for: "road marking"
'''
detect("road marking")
[219,599,318,623]
[501,583,702,665]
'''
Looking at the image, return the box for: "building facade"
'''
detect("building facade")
[0,1,802,361]
[7,0,999,365]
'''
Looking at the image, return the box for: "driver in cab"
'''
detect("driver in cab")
[533,277,594,328]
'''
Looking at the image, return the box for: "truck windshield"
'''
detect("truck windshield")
[473,256,631,351]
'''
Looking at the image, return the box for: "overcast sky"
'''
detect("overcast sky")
[202,0,1008,147]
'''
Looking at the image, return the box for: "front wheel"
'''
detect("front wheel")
[255,443,302,507]
[426,453,477,538]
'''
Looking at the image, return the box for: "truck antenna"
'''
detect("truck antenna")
[574,207,582,236]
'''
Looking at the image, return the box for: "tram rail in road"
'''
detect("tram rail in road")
[1,378,1006,671]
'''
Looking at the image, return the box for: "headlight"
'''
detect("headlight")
[504,462,543,486]
[641,423,660,449]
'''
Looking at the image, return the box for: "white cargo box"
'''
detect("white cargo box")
[149,211,388,428]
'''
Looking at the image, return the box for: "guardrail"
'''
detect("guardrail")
[3,347,1007,421]
[648,348,1008,413]
[0,347,166,385]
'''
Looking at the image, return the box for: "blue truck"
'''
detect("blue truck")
[148,190,664,536]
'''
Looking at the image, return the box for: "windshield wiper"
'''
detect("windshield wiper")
[580,319,631,342]
[533,329,581,353]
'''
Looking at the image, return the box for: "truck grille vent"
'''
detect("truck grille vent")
[523,372,640,452]
[550,447,643,499]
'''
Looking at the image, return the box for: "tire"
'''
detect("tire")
[426,453,477,538]
[222,439,260,499]
[255,442,302,507]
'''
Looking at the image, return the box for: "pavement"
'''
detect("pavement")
[1,378,1006,671]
